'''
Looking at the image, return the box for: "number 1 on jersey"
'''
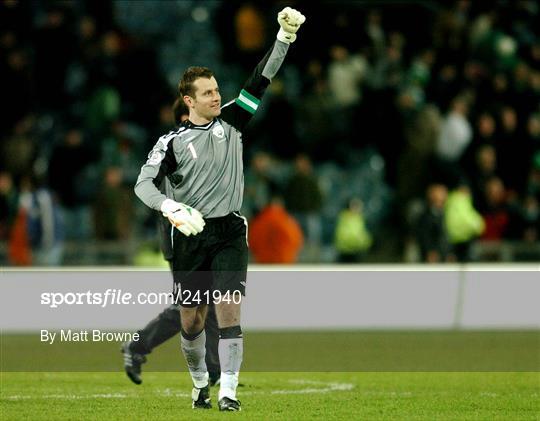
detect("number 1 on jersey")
[188,142,198,159]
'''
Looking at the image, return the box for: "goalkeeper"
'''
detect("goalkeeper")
[134,7,305,412]
[121,101,220,387]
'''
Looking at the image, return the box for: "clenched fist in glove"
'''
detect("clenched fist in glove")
[160,198,205,237]
[277,7,306,44]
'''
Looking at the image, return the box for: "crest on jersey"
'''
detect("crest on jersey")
[212,125,224,139]
[147,149,164,165]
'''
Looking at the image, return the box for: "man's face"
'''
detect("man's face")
[185,76,221,122]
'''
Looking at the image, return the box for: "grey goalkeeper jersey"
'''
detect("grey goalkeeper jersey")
[135,40,289,218]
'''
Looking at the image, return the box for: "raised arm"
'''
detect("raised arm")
[220,7,306,130]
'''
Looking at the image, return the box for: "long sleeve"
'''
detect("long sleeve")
[220,40,290,131]
[134,131,179,211]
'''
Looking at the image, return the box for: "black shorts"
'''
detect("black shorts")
[171,212,248,307]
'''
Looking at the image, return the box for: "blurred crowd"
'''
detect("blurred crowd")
[1,0,539,265]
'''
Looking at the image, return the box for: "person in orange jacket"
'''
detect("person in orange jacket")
[248,196,304,263]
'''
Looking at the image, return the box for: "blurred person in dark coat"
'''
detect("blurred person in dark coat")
[0,171,18,242]
[284,154,323,262]
[94,166,132,240]
[48,127,99,240]
[416,184,452,263]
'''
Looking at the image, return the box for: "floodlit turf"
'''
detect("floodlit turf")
[1,372,539,420]
[2,331,539,371]
[2,331,539,419]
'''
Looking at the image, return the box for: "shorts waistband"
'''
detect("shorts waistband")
[204,212,242,223]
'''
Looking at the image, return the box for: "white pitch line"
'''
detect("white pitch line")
[4,393,133,400]
[154,389,190,398]
[270,386,352,395]
[289,379,352,386]
[479,392,498,398]
[270,380,354,395]
[3,379,354,400]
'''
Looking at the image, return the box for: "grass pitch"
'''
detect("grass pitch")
[1,331,539,419]
[2,372,538,420]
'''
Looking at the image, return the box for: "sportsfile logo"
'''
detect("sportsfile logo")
[40,289,242,308]
[40,289,171,308]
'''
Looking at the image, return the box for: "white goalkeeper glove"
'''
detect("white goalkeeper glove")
[277,7,306,44]
[160,199,205,237]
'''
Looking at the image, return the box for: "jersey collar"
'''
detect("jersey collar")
[185,119,216,130]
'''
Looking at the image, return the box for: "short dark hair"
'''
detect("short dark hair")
[178,66,214,97]
[172,97,188,123]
